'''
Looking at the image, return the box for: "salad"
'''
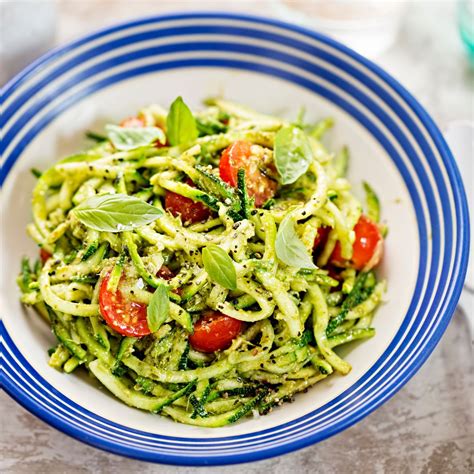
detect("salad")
[18,97,386,427]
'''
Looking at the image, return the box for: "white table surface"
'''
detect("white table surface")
[1,1,473,473]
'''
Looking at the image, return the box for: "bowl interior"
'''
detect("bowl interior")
[0,68,419,438]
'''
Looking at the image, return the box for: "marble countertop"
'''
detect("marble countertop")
[1,1,472,472]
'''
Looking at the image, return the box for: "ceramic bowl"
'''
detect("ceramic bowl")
[0,12,469,466]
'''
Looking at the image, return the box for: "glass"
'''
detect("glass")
[459,0,474,64]
[272,0,406,58]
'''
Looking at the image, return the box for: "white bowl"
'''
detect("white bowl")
[0,12,469,466]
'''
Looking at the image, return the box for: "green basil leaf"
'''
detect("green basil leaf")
[106,124,166,151]
[274,125,313,185]
[147,283,170,333]
[275,214,316,269]
[202,245,237,291]
[166,96,198,146]
[73,194,162,232]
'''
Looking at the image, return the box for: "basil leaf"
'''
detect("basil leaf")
[73,194,162,232]
[274,125,313,185]
[147,283,169,333]
[275,214,316,269]
[202,245,237,290]
[106,124,166,151]
[166,96,198,146]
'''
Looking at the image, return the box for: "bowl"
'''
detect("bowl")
[0,12,469,466]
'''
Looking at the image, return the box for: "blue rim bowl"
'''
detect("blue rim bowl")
[0,12,470,466]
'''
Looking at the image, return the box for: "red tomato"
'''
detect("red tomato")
[313,226,331,250]
[119,116,168,148]
[120,116,145,128]
[156,264,183,296]
[219,140,278,207]
[157,265,175,280]
[99,273,150,337]
[164,179,211,224]
[189,311,244,353]
[330,215,383,270]
[40,248,52,264]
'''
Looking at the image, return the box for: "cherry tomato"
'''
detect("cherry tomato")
[119,116,168,148]
[164,179,211,224]
[120,116,145,128]
[156,264,183,296]
[157,265,175,280]
[219,140,278,207]
[313,226,331,250]
[330,215,383,270]
[99,273,150,337]
[40,248,52,264]
[189,311,244,353]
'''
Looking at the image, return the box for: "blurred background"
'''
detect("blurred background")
[1,1,473,473]
[1,0,473,127]
[0,0,474,125]
[1,1,473,130]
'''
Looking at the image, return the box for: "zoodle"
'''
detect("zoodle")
[18,97,386,427]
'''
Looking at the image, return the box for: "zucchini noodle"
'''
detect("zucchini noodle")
[18,98,386,427]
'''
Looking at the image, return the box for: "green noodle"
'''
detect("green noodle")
[18,99,386,427]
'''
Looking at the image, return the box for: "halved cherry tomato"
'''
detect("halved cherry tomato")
[219,140,278,207]
[164,179,211,224]
[120,116,145,128]
[313,226,331,250]
[156,264,183,296]
[119,116,168,148]
[40,248,52,264]
[189,311,244,353]
[330,215,383,270]
[157,264,175,280]
[99,272,150,337]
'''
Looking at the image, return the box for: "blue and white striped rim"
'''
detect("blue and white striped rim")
[0,12,469,466]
